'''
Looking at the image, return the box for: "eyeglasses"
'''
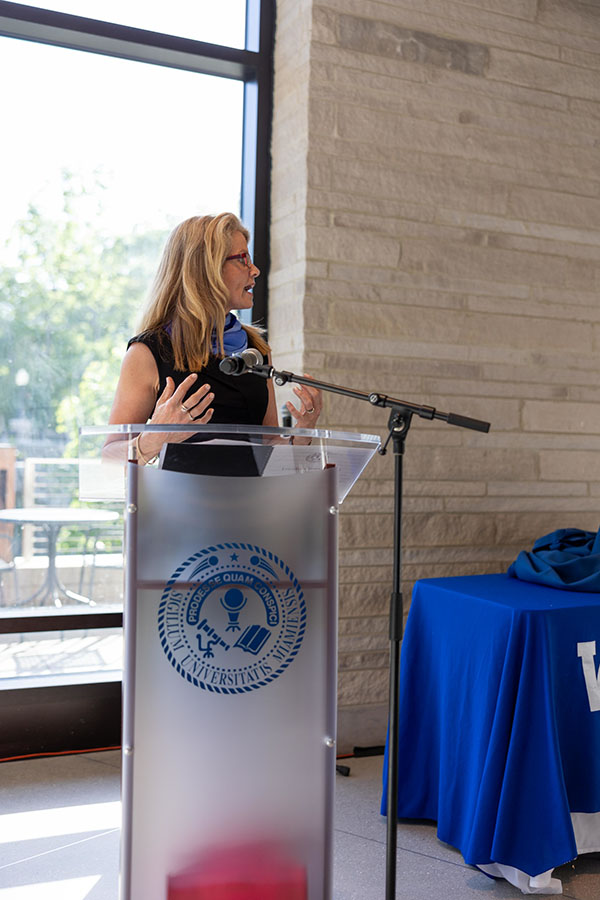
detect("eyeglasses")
[224,251,253,269]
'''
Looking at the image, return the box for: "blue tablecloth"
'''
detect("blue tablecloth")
[381,574,600,878]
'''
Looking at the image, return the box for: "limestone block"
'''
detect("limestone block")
[327,147,505,218]
[340,513,394,548]
[347,479,392,497]
[321,354,482,385]
[329,296,591,355]
[334,102,600,180]
[402,511,496,547]
[311,39,431,83]
[308,186,440,226]
[329,154,511,218]
[447,496,599,513]
[338,667,389,706]
[509,185,600,230]
[323,41,570,114]
[402,237,597,295]
[523,400,600,433]
[570,97,600,122]
[306,153,332,189]
[537,0,600,36]
[336,14,490,76]
[438,210,600,258]
[320,66,597,143]
[481,360,588,388]
[540,450,600,480]
[339,650,389,670]
[403,446,537,480]
[306,208,332,230]
[339,563,393,584]
[403,544,516,564]
[322,0,600,63]
[479,431,600,452]
[312,4,338,45]
[406,479,487,497]
[424,375,559,402]
[494,511,599,544]
[403,560,510,584]
[339,582,389,617]
[308,97,337,137]
[339,613,388,634]
[342,496,445,514]
[489,47,600,101]
[468,294,600,324]
[339,547,394,568]
[338,630,389,653]
[393,215,599,265]
[488,480,589,496]
[561,44,600,71]
[306,224,401,265]
[569,386,600,405]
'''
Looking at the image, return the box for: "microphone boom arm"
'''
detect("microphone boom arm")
[249,365,490,434]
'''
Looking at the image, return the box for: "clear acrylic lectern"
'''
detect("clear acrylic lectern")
[80,424,380,900]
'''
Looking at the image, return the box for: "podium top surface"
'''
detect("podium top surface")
[79,424,381,504]
[81,422,380,444]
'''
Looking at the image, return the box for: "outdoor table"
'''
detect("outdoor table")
[382,573,600,894]
[0,507,119,607]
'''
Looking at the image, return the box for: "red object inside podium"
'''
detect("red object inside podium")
[167,843,307,900]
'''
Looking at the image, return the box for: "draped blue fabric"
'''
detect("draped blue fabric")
[211,312,248,356]
[508,528,600,593]
[381,574,600,877]
[165,313,248,356]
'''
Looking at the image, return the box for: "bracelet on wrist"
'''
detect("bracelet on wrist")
[135,433,158,465]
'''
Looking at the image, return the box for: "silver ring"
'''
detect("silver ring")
[306,407,315,414]
[180,403,190,413]
[188,410,194,421]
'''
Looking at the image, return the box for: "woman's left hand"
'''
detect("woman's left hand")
[286,376,323,429]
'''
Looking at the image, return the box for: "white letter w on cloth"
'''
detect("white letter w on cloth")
[578,641,600,712]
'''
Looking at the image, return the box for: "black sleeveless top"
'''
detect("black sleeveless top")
[128,330,269,426]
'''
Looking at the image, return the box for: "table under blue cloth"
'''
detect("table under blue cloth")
[381,574,600,878]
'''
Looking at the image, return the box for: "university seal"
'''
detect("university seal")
[158,543,306,694]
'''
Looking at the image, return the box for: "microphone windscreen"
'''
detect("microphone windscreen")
[218,348,263,375]
[240,348,263,368]
[218,356,242,374]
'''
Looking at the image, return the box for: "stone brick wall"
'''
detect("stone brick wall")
[270,0,600,750]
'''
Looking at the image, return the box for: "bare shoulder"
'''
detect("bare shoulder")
[121,340,157,376]
[108,341,160,425]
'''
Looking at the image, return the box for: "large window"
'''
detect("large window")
[12,0,248,47]
[0,0,273,755]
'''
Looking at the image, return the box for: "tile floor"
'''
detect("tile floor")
[0,751,599,899]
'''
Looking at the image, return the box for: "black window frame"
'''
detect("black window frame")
[0,0,274,758]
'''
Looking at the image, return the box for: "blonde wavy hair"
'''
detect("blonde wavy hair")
[139,213,268,371]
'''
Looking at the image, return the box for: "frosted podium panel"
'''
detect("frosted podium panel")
[121,461,338,900]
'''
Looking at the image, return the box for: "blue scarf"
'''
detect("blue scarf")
[165,314,248,357]
[212,313,248,356]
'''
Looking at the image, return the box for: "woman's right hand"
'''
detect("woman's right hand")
[151,374,214,427]
[136,375,214,462]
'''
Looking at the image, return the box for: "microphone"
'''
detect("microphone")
[218,347,264,375]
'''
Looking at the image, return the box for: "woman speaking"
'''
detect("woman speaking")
[107,213,321,461]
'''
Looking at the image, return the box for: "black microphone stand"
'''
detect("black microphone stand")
[233,361,491,900]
